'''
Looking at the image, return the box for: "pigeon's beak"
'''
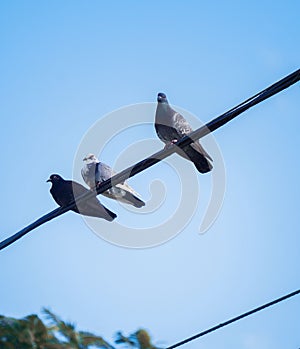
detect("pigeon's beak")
[83,157,87,161]
[46,178,51,183]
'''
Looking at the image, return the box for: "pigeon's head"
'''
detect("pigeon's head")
[157,92,168,104]
[47,174,63,183]
[83,153,99,164]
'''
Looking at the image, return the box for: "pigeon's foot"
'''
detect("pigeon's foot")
[94,182,102,191]
[164,139,178,149]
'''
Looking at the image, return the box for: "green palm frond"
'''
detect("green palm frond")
[0,313,65,349]
[42,308,62,326]
[42,308,78,344]
[1,310,157,349]
[114,331,136,347]
[79,331,115,348]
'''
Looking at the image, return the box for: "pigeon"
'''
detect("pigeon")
[82,154,145,208]
[47,174,116,221]
[155,92,213,173]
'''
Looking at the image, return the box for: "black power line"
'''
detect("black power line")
[1,69,300,251]
[165,288,300,349]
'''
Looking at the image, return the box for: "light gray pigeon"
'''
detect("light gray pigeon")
[155,92,213,173]
[81,154,145,208]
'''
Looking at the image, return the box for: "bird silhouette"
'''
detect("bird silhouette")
[47,174,116,221]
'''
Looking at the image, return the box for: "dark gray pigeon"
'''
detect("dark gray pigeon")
[47,174,116,221]
[82,154,145,208]
[155,92,213,173]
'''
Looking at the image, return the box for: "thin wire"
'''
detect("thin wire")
[1,69,300,251]
[165,288,300,349]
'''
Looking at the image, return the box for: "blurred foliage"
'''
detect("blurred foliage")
[0,309,159,349]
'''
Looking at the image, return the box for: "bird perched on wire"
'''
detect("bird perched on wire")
[82,154,145,208]
[47,174,116,221]
[155,92,213,173]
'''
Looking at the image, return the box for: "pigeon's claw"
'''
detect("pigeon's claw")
[164,140,178,150]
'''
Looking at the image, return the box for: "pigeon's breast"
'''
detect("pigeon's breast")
[83,163,98,187]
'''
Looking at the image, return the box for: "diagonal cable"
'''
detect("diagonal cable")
[165,288,300,349]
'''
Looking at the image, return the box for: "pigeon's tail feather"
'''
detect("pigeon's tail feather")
[179,146,213,174]
[123,191,146,208]
[193,157,213,174]
[102,207,117,221]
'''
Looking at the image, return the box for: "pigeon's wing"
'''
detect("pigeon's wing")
[71,180,89,196]
[173,111,213,162]
[117,187,145,207]
[71,180,116,221]
[156,109,193,142]
[97,162,128,186]
[115,181,140,197]
[173,111,193,137]
[97,163,145,207]
[97,162,115,182]
[106,184,145,208]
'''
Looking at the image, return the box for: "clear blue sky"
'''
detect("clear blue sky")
[1,1,300,348]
